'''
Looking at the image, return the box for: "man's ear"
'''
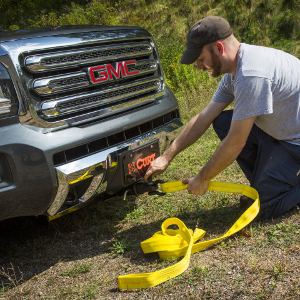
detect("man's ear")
[215,41,225,55]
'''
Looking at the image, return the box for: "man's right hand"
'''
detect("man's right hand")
[144,155,170,181]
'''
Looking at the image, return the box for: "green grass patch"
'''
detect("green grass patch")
[109,236,135,254]
[60,263,91,277]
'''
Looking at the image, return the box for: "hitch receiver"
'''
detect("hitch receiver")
[133,179,166,196]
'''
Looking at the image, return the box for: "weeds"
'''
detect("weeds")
[125,208,144,220]
[0,263,23,293]
[109,237,135,254]
[266,222,300,248]
[192,266,211,276]
[60,263,91,277]
[83,282,98,298]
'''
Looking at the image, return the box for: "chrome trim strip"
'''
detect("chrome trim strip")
[63,90,164,125]
[41,77,161,117]
[47,169,70,216]
[32,72,88,94]
[48,119,182,216]
[0,98,11,114]
[25,42,152,72]
[47,173,105,221]
[47,164,105,216]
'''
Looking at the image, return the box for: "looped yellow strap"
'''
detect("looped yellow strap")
[118,181,259,290]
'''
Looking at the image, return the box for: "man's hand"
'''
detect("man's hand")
[144,155,170,181]
[182,173,209,195]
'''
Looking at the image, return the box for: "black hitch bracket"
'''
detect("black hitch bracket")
[132,179,166,197]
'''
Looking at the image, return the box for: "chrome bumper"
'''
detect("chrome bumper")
[47,119,182,218]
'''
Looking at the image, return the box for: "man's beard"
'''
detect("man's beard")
[205,49,222,78]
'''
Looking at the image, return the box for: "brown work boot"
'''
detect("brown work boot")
[239,195,254,209]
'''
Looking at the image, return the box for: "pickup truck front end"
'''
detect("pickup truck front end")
[0,26,183,221]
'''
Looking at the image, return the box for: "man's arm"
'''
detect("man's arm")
[144,100,231,180]
[183,116,257,194]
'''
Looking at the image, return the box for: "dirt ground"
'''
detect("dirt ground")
[1,192,300,300]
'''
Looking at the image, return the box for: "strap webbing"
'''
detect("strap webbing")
[118,181,259,290]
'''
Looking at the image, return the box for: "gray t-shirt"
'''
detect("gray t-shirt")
[212,43,300,145]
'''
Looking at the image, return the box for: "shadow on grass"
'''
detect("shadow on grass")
[0,193,297,290]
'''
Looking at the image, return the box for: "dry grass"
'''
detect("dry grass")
[1,142,300,299]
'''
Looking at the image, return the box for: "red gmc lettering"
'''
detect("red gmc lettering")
[89,65,108,83]
[107,62,125,80]
[124,60,139,76]
[88,60,139,83]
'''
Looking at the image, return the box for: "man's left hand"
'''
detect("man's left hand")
[182,173,209,195]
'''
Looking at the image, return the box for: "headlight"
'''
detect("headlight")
[0,63,18,118]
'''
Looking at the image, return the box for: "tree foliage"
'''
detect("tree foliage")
[0,0,88,29]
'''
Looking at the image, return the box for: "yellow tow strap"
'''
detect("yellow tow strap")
[118,180,259,290]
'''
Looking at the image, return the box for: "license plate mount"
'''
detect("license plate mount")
[123,139,159,185]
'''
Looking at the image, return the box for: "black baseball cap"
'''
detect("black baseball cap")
[180,16,233,65]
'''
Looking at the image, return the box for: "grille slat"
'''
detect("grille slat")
[42,45,150,66]
[25,42,153,72]
[57,80,160,111]
[49,75,87,89]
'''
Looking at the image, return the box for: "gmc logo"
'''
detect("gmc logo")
[88,60,139,83]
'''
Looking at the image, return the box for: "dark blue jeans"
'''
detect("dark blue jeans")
[213,110,300,219]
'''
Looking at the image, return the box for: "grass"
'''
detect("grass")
[109,237,135,254]
[2,213,300,299]
[0,0,300,299]
[1,166,299,299]
[60,263,92,277]
[125,208,144,220]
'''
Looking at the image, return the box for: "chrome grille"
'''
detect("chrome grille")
[132,63,153,71]
[22,34,164,126]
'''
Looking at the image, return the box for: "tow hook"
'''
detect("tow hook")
[144,179,166,196]
[122,178,166,200]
